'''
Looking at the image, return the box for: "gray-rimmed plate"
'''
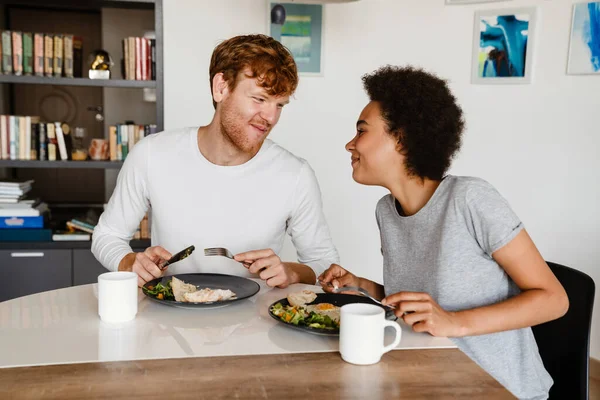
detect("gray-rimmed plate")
[268,292,395,336]
[143,273,260,309]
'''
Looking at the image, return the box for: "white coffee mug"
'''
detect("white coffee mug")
[339,303,402,365]
[98,271,138,323]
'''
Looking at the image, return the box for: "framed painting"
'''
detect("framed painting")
[471,7,538,84]
[268,2,324,76]
[567,2,600,75]
[446,0,511,4]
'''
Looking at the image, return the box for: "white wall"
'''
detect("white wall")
[164,0,600,357]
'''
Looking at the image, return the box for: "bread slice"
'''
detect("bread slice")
[287,290,317,307]
[172,276,197,302]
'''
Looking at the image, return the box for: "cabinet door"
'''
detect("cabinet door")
[73,249,145,286]
[0,250,72,302]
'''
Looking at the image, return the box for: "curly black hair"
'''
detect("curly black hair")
[362,65,465,180]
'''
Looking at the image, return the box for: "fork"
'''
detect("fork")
[204,247,251,267]
[331,285,396,312]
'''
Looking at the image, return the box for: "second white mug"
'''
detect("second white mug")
[339,303,402,365]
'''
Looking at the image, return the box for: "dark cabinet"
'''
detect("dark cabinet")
[0,241,150,301]
[0,250,71,302]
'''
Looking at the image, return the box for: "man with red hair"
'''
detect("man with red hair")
[92,34,339,288]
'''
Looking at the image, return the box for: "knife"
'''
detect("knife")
[159,245,195,270]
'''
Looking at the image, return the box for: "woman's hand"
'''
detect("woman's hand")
[317,263,360,292]
[383,292,464,337]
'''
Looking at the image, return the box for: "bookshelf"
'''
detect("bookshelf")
[0,160,124,168]
[0,74,156,88]
[0,0,164,133]
[0,0,161,291]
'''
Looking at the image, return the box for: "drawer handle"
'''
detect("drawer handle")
[10,252,45,258]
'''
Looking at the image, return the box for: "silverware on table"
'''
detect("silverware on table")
[159,245,195,270]
[330,284,396,312]
[204,247,251,267]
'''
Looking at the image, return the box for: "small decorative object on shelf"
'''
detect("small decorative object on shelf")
[71,127,87,161]
[88,49,113,79]
[89,138,109,160]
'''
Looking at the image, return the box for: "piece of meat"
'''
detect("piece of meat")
[172,276,197,302]
[287,290,317,307]
[183,288,236,303]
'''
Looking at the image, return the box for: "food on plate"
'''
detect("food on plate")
[142,281,174,300]
[183,288,236,303]
[172,276,198,301]
[271,290,341,330]
[306,303,341,322]
[144,276,237,303]
[287,289,317,307]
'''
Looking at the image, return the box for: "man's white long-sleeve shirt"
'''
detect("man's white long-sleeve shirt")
[92,127,339,277]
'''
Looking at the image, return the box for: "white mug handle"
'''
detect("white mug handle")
[382,320,402,354]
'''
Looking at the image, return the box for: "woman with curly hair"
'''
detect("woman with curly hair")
[319,65,568,399]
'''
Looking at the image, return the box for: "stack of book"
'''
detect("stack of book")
[1,30,82,78]
[109,123,157,161]
[52,218,94,241]
[0,116,72,161]
[0,180,51,241]
[58,212,150,241]
[0,117,158,162]
[122,36,155,80]
[134,212,150,240]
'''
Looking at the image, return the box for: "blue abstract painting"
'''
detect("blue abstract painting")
[567,2,600,75]
[477,13,531,79]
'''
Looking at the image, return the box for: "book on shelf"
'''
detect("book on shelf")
[0,198,39,208]
[0,215,45,228]
[52,230,90,241]
[47,122,57,161]
[0,179,33,194]
[18,116,25,159]
[0,116,158,162]
[72,36,83,78]
[53,34,63,77]
[0,116,5,159]
[66,219,94,234]
[23,32,33,76]
[0,180,49,222]
[0,195,26,203]
[54,122,68,161]
[122,35,154,81]
[11,31,22,76]
[44,33,53,76]
[9,116,16,159]
[0,30,82,78]
[38,122,47,161]
[0,202,47,217]
[109,123,157,161]
[2,31,12,74]
[34,33,43,76]
[63,35,73,78]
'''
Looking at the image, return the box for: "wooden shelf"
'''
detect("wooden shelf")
[0,75,156,88]
[0,160,124,169]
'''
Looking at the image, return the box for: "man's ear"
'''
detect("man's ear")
[212,72,229,104]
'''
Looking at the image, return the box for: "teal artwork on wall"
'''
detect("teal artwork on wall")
[269,2,323,75]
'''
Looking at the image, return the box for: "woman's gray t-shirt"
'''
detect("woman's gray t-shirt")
[376,175,552,400]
